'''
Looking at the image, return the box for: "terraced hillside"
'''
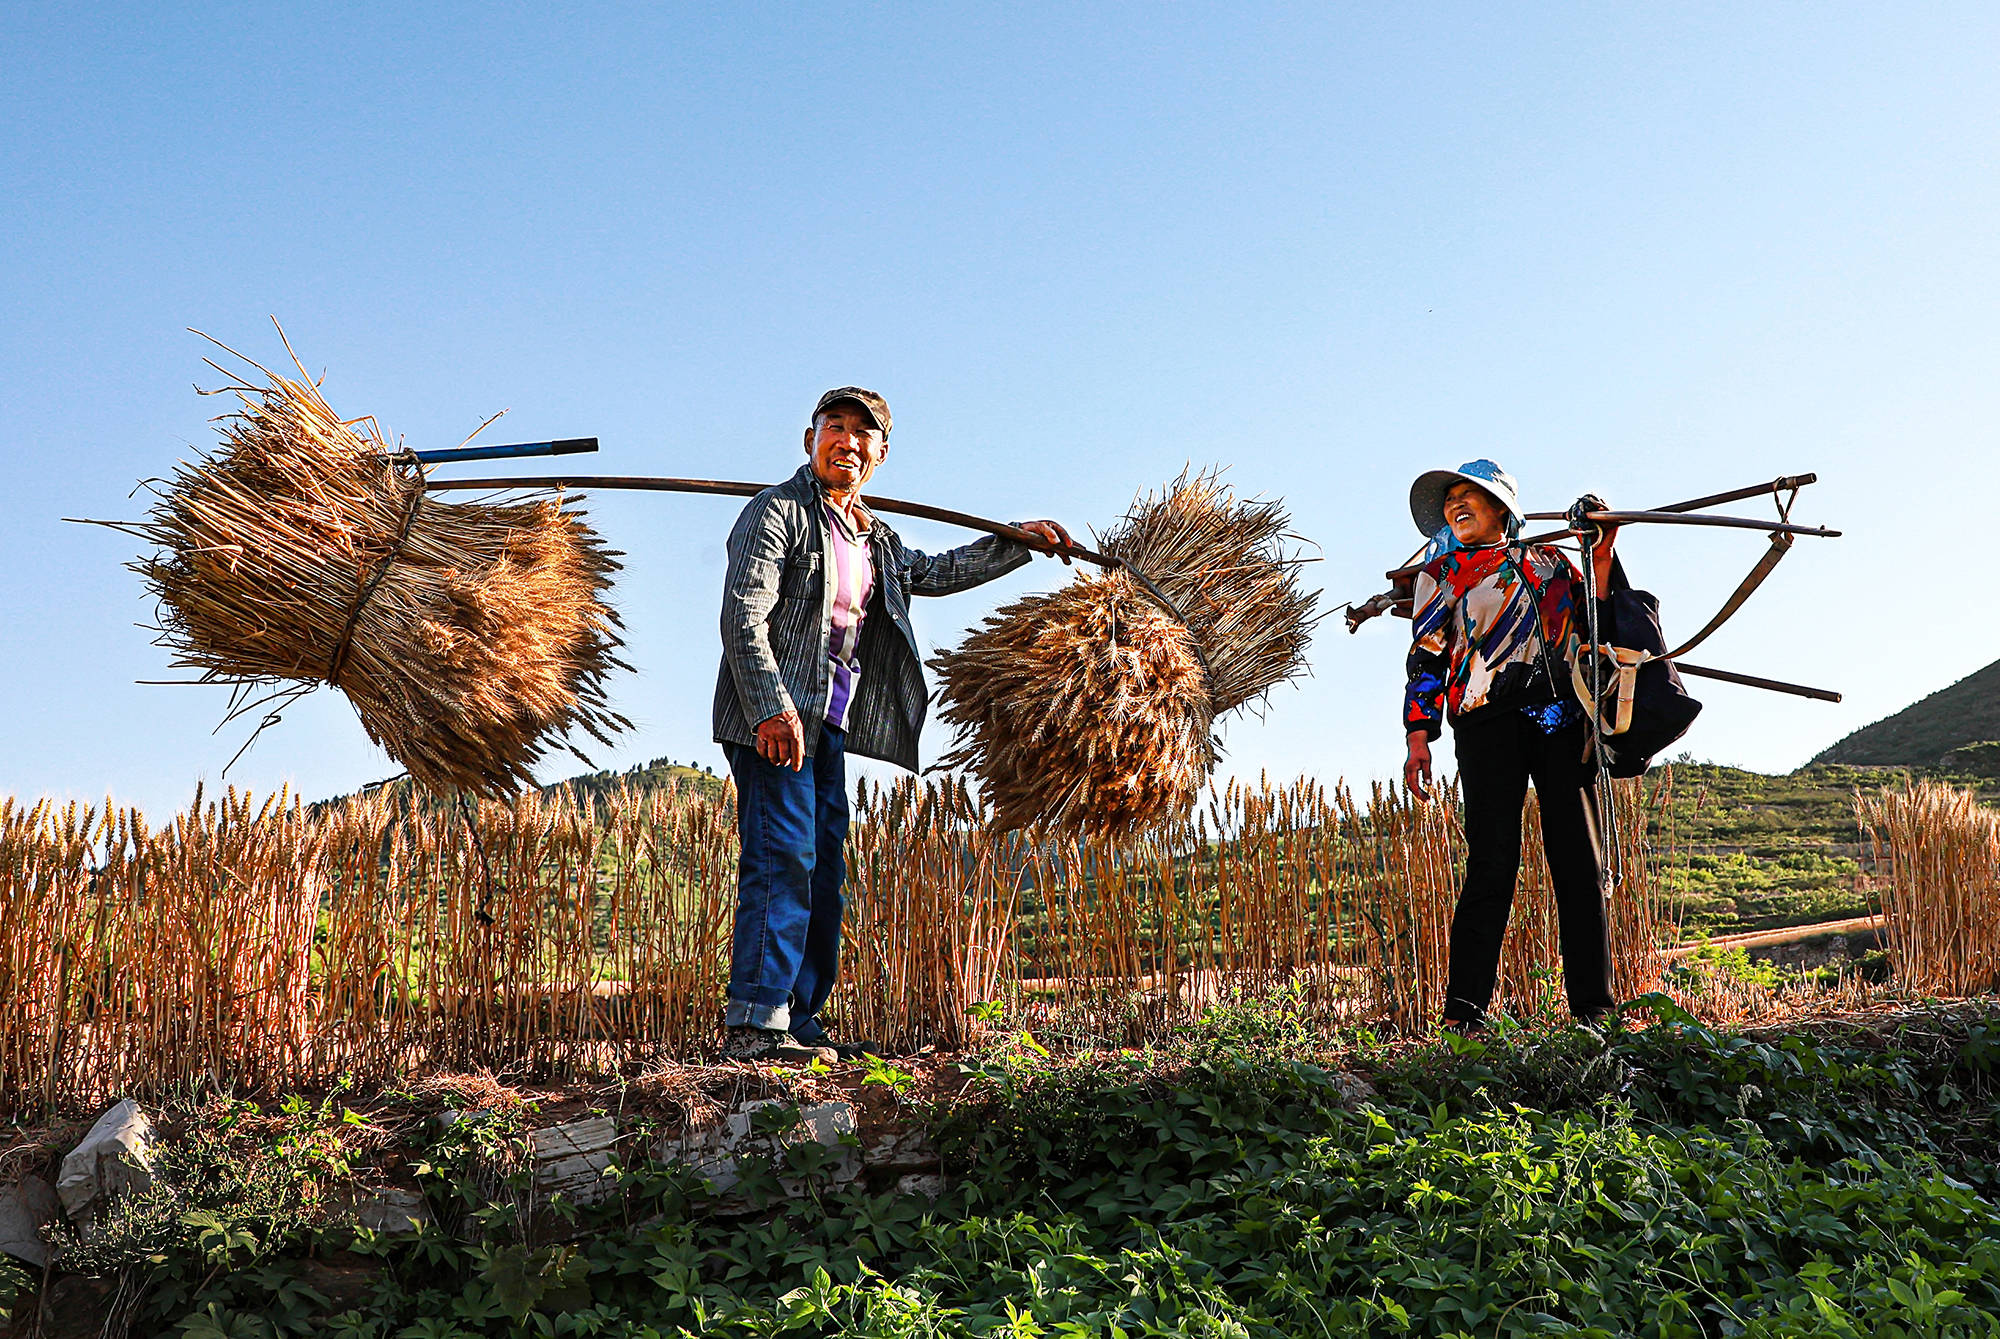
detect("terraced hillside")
[1813,656,2000,767]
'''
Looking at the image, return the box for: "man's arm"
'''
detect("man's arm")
[902,534,1030,596]
[719,493,798,731]
[901,519,1074,596]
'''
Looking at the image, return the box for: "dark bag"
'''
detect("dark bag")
[1572,584,1703,778]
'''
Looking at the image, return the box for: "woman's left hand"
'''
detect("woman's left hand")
[1568,493,1618,590]
[1566,494,1618,547]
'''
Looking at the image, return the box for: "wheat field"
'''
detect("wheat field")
[2,769,1692,1113]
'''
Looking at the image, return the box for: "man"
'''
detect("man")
[712,387,1072,1061]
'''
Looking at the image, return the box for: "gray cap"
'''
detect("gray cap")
[1409,459,1523,536]
[812,386,891,435]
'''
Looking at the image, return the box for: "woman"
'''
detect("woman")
[1401,459,1618,1028]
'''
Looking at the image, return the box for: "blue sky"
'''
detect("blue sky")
[5,4,1996,818]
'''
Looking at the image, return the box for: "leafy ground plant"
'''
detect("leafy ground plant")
[17,1002,2000,1337]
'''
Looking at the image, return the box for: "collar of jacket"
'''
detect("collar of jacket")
[790,463,887,542]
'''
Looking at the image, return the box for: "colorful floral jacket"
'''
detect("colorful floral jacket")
[1403,542,1603,739]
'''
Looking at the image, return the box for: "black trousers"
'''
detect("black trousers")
[1443,711,1615,1023]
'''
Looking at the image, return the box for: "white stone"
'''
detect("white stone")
[350,1187,432,1236]
[895,1172,945,1201]
[530,1117,619,1207]
[56,1099,155,1224]
[662,1099,860,1201]
[862,1128,937,1171]
[0,1173,60,1267]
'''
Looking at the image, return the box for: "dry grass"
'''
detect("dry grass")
[932,471,1318,837]
[1859,780,2000,996]
[2,768,1690,1115]
[95,335,629,793]
[840,776,1022,1053]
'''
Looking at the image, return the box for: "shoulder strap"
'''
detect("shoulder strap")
[1660,530,1794,660]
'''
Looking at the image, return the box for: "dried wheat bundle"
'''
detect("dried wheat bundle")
[933,470,1318,837]
[111,338,630,794]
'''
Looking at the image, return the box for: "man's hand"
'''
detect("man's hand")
[756,709,806,771]
[1404,730,1434,799]
[1014,519,1075,564]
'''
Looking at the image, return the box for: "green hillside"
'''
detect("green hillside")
[1812,656,2000,767]
[550,754,725,806]
[1649,761,1885,935]
[312,755,723,814]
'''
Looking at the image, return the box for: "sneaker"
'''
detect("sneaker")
[721,1025,834,1064]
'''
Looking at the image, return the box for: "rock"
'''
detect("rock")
[0,1172,60,1267]
[662,1099,860,1206]
[1330,1071,1377,1106]
[861,1128,937,1172]
[895,1172,945,1201]
[347,1186,433,1236]
[529,1117,619,1208]
[56,1099,155,1225]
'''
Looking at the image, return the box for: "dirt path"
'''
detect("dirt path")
[1666,913,1882,960]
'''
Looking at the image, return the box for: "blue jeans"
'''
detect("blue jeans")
[721,724,848,1042]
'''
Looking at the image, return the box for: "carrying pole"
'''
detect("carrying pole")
[1516,472,1820,546]
[1674,661,1841,702]
[1520,510,1839,540]
[424,472,1120,567]
[421,471,1206,655]
[412,438,599,466]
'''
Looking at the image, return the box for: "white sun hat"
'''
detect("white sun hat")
[1408,459,1524,537]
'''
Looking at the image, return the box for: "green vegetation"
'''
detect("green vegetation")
[552,756,724,808]
[1645,758,2000,936]
[1812,656,2000,768]
[1665,848,1863,935]
[14,995,2000,1337]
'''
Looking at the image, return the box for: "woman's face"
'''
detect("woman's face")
[1443,481,1508,547]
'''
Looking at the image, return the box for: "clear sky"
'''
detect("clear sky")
[5,4,1996,819]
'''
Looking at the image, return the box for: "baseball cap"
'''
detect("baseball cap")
[812,386,891,435]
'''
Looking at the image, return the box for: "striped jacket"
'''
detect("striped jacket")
[712,464,1032,772]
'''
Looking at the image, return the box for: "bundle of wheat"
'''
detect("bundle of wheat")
[932,471,1318,836]
[110,338,630,794]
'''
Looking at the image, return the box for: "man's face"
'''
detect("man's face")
[805,401,888,493]
[1443,480,1507,547]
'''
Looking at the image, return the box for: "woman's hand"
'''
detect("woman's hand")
[1568,493,1619,592]
[1014,519,1075,564]
[1404,730,1433,799]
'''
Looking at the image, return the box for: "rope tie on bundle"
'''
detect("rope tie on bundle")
[455,790,501,927]
[325,450,428,689]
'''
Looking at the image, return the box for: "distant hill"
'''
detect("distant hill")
[549,755,725,806]
[313,755,724,814]
[1811,658,2000,767]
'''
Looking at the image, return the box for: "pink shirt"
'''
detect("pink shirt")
[823,501,874,730]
